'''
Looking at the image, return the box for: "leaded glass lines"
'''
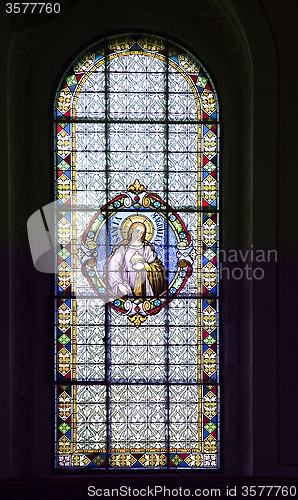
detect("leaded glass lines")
[54,34,220,470]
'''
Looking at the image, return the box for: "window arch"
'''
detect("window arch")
[54,34,220,470]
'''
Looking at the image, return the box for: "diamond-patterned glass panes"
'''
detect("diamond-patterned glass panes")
[54,34,220,470]
[108,54,166,121]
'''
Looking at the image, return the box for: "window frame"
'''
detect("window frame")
[53,32,221,472]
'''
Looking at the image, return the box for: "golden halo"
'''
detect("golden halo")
[121,215,154,242]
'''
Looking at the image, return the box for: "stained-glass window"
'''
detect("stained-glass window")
[54,34,220,470]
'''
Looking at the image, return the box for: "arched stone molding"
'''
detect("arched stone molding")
[8,0,254,476]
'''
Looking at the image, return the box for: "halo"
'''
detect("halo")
[121,215,154,242]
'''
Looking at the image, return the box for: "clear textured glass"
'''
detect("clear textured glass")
[54,35,219,470]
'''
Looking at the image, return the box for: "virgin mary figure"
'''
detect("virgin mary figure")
[104,221,165,299]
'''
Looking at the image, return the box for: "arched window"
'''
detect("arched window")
[54,34,220,470]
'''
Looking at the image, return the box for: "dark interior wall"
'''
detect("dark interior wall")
[0,3,11,482]
[256,0,298,471]
[235,0,298,475]
[1,0,298,485]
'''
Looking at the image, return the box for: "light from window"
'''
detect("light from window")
[54,34,220,470]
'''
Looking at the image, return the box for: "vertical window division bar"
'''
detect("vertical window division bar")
[104,33,111,471]
[164,34,170,470]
